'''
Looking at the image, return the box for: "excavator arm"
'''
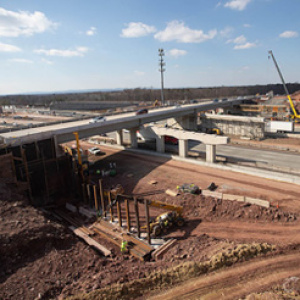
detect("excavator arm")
[147,200,183,216]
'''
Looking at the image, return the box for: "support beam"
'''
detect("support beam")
[117,200,122,227]
[99,179,106,217]
[116,130,123,146]
[144,200,151,245]
[178,139,188,158]
[156,135,165,153]
[93,185,99,211]
[125,199,131,231]
[134,197,140,238]
[206,144,216,163]
[108,192,114,222]
[129,128,138,149]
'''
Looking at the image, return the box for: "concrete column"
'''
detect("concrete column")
[178,139,188,158]
[129,128,138,149]
[156,135,165,153]
[116,130,123,145]
[206,144,216,163]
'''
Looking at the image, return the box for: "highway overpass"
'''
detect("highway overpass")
[0,98,245,146]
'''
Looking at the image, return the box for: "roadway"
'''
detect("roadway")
[109,132,300,171]
[188,141,300,170]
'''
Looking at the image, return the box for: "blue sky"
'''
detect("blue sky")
[0,0,299,95]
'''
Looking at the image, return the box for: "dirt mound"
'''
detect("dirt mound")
[146,193,297,223]
[68,242,275,300]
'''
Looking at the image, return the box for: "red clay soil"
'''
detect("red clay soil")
[1,144,300,299]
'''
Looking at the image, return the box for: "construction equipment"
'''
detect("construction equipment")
[268,50,300,120]
[154,99,160,107]
[206,128,221,135]
[177,183,200,194]
[143,200,185,237]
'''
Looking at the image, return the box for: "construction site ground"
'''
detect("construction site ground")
[1,143,300,299]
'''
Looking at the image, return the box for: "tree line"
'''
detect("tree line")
[0,83,299,107]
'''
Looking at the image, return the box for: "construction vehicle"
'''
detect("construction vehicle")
[206,128,221,135]
[143,200,185,237]
[268,50,300,121]
[154,99,160,107]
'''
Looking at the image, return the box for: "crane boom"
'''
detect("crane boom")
[268,50,300,119]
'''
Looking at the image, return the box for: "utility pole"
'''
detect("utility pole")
[158,48,165,106]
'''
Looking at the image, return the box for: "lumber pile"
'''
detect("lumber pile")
[91,219,154,261]
[152,239,177,260]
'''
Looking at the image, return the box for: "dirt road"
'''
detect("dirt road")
[148,252,300,300]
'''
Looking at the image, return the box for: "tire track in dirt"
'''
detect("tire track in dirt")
[147,252,300,300]
[195,221,300,245]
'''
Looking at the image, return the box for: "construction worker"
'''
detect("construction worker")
[121,234,128,254]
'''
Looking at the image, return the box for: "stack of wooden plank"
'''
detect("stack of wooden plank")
[91,219,154,261]
[52,209,111,257]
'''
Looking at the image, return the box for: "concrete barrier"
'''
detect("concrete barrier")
[245,197,270,208]
[202,190,223,199]
[202,191,270,208]
[222,194,245,202]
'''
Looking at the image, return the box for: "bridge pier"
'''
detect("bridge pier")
[129,128,138,149]
[206,144,216,163]
[178,139,188,158]
[116,130,123,146]
[156,135,165,153]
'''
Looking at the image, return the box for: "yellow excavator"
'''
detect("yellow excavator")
[268,50,300,121]
[142,200,185,237]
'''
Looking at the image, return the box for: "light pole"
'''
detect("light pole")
[158,48,165,106]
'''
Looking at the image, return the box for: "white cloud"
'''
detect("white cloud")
[234,42,256,49]
[224,0,252,11]
[279,31,298,38]
[9,58,32,63]
[227,34,246,44]
[168,49,187,58]
[0,42,21,52]
[0,7,57,37]
[154,21,217,43]
[34,47,88,57]
[233,35,247,44]
[121,22,156,38]
[86,26,96,36]
[41,58,53,65]
[220,26,234,38]
[227,34,256,49]
[134,70,145,76]
[243,24,251,28]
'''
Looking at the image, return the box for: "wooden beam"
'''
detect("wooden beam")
[144,199,151,245]
[86,184,91,206]
[69,226,111,256]
[134,197,140,238]
[117,200,122,227]
[125,199,131,231]
[99,179,105,216]
[93,185,99,211]
[108,192,114,222]
[152,239,177,260]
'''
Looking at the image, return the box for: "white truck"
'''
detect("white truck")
[265,121,294,133]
